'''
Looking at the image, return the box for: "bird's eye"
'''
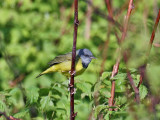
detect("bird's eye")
[85,55,89,57]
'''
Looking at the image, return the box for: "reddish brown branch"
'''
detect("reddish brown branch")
[137,10,160,113]
[105,0,113,17]
[120,0,134,43]
[85,0,123,31]
[0,111,21,120]
[148,9,160,54]
[85,0,92,40]
[119,0,140,103]
[138,10,160,88]
[108,57,120,110]
[100,0,113,75]
[127,70,140,103]
[70,0,79,120]
[103,0,121,110]
[9,74,25,87]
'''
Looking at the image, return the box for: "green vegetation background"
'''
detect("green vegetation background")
[0,0,160,120]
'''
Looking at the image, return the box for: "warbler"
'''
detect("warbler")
[36,48,95,78]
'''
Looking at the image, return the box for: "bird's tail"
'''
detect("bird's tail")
[36,70,49,78]
[36,73,44,78]
[36,66,56,78]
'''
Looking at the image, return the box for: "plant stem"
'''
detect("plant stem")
[108,57,120,110]
[70,0,79,120]
[119,0,140,103]
[0,111,20,120]
[138,10,160,89]
[148,10,160,54]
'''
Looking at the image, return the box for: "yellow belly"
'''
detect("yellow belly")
[47,58,86,77]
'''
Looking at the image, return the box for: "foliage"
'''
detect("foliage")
[0,0,160,120]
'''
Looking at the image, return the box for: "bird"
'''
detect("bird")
[36,48,96,78]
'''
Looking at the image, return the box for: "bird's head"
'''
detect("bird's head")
[77,49,96,68]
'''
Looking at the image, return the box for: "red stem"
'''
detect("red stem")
[0,111,20,120]
[70,0,79,119]
[108,57,120,110]
[148,10,160,54]
[85,0,123,31]
[138,10,160,88]
[120,0,134,43]
[104,0,121,110]
[120,0,140,103]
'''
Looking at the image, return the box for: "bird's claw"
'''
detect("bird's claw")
[68,85,76,94]
[68,83,74,88]
[72,88,76,94]
[69,70,76,76]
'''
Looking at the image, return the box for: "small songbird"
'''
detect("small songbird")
[36,48,95,78]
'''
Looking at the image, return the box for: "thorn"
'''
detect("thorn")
[74,20,79,26]
[72,112,77,117]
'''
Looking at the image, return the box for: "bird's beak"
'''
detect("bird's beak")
[90,56,96,59]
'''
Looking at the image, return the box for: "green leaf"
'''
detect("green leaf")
[0,100,6,112]
[52,86,65,95]
[139,85,148,100]
[100,72,111,81]
[94,105,107,118]
[114,73,127,81]
[13,109,29,118]
[99,88,111,98]
[40,96,54,111]
[26,86,39,104]
[76,82,91,93]
[104,113,110,120]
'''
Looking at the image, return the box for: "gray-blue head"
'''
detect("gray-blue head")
[77,49,96,68]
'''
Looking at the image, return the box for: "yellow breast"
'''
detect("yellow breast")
[53,58,86,77]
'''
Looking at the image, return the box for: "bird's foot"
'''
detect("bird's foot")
[69,70,76,76]
[68,84,76,94]
[68,83,73,88]
[72,88,76,94]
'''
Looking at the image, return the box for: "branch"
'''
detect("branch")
[70,0,79,120]
[108,56,120,111]
[148,9,160,54]
[85,0,92,40]
[84,0,123,31]
[103,0,121,111]
[138,10,160,89]
[120,0,134,43]
[0,111,21,120]
[119,0,140,103]
[100,0,113,75]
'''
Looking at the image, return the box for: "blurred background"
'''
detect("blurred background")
[0,0,160,120]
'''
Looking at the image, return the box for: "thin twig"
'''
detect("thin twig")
[108,56,120,111]
[138,10,160,113]
[85,0,92,40]
[148,10,160,54]
[70,0,79,120]
[120,0,134,43]
[138,10,160,89]
[0,111,21,120]
[84,0,123,31]
[119,0,140,103]
[100,0,113,75]
[103,0,120,111]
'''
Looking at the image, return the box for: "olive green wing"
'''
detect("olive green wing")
[48,52,73,67]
